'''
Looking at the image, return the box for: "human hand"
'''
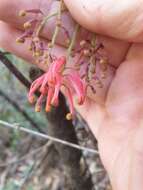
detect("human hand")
[0,1,143,189]
[64,1,143,190]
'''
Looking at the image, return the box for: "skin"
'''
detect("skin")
[0,0,143,189]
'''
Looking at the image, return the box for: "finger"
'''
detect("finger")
[106,43,143,125]
[0,22,115,104]
[0,0,76,46]
[0,21,63,71]
[64,0,143,42]
[0,0,52,22]
[74,97,106,137]
[0,0,130,67]
[97,43,143,177]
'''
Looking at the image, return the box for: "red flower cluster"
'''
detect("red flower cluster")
[28,56,86,120]
[17,7,109,120]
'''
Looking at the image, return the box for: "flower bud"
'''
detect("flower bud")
[28,45,33,51]
[34,50,43,57]
[45,105,51,112]
[48,42,53,48]
[80,40,86,47]
[66,113,72,120]
[24,22,32,29]
[19,10,26,17]
[16,37,25,44]
[90,66,96,74]
[83,49,90,57]
[35,105,41,112]
[100,59,107,65]
[29,96,36,104]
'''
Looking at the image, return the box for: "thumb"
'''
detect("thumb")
[64,0,143,42]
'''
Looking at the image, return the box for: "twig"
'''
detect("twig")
[0,89,44,133]
[20,160,37,190]
[0,142,51,168]
[0,51,31,88]
[94,169,105,174]
[46,92,94,190]
[36,12,59,37]
[67,24,80,59]
[0,120,98,154]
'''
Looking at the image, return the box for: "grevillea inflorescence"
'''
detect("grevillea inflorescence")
[17,1,109,120]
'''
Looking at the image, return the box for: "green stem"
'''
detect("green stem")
[50,0,63,47]
[91,33,97,48]
[50,25,60,48]
[67,24,80,60]
[36,12,58,37]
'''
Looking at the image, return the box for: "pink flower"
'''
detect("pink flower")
[28,56,86,119]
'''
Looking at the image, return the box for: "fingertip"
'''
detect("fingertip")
[0,22,33,62]
[63,0,101,33]
[0,22,67,71]
[0,0,52,26]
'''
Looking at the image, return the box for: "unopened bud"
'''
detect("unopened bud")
[100,58,108,65]
[16,37,25,44]
[44,60,49,65]
[48,42,53,48]
[83,49,90,57]
[44,53,49,59]
[80,40,86,47]
[90,67,96,74]
[24,22,31,29]
[45,105,51,112]
[66,113,72,120]
[34,50,43,57]
[29,96,36,104]
[19,10,26,17]
[35,105,41,112]
[100,59,108,71]
[28,45,33,51]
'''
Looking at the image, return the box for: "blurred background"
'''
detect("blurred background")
[0,51,111,190]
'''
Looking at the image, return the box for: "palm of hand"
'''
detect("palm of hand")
[76,42,143,189]
[63,1,143,188]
